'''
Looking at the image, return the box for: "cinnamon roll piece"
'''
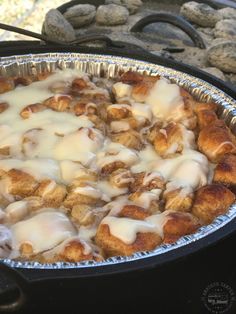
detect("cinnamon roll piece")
[163,211,201,243]
[198,121,236,162]
[20,103,46,119]
[192,184,235,224]
[34,180,67,208]
[1,169,38,198]
[213,154,236,187]
[0,76,14,94]
[95,218,161,257]
[153,122,195,157]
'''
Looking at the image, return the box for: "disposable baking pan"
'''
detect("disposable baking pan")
[0,43,235,312]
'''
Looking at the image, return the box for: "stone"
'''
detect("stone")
[214,19,236,40]
[43,9,76,42]
[201,67,226,80]
[63,4,96,28]
[180,1,221,27]
[225,73,236,85]
[96,4,129,26]
[218,7,236,20]
[207,41,236,73]
[105,0,143,14]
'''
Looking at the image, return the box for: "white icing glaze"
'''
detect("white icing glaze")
[132,189,162,208]
[59,160,86,184]
[131,103,152,122]
[0,158,60,181]
[110,120,130,132]
[73,185,102,199]
[54,128,104,164]
[146,79,184,121]
[131,144,160,173]
[145,212,169,238]
[5,200,28,223]
[101,216,157,244]
[97,181,127,202]
[112,82,132,98]
[10,211,76,256]
[96,142,138,169]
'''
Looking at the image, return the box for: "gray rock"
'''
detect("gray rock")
[105,0,143,14]
[43,9,76,42]
[225,73,236,85]
[180,1,221,27]
[218,7,236,20]
[63,4,96,28]
[214,19,236,40]
[96,4,129,26]
[201,67,226,80]
[211,37,229,46]
[207,41,236,73]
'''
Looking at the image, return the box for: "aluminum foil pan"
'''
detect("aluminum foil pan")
[0,52,236,269]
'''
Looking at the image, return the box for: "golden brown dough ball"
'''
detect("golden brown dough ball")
[198,121,236,162]
[71,204,94,226]
[213,154,236,186]
[130,172,165,193]
[193,101,218,113]
[192,184,235,224]
[163,211,201,243]
[153,122,187,157]
[43,239,101,263]
[4,169,38,198]
[73,99,97,116]
[34,180,67,208]
[109,168,133,188]
[43,95,72,112]
[20,103,46,119]
[120,71,144,85]
[119,204,151,220]
[107,105,131,121]
[101,161,127,175]
[64,184,103,209]
[164,188,194,212]
[196,109,218,130]
[110,129,143,150]
[95,223,161,257]
[0,76,14,94]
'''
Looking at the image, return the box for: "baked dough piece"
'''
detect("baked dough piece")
[20,103,46,119]
[95,223,161,257]
[0,77,14,94]
[109,168,134,189]
[34,180,67,207]
[64,183,103,209]
[213,154,236,186]
[130,172,165,193]
[118,204,152,220]
[192,184,235,224]
[196,109,218,130]
[43,95,73,112]
[198,121,236,162]
[163,188,194,212]
[42,238,101,263]
[152,122,195,157]
[110,129,143,150]
[163,211,201,243]
[0,169,38,198]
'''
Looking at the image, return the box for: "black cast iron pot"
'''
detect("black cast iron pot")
[0,34,236,314]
